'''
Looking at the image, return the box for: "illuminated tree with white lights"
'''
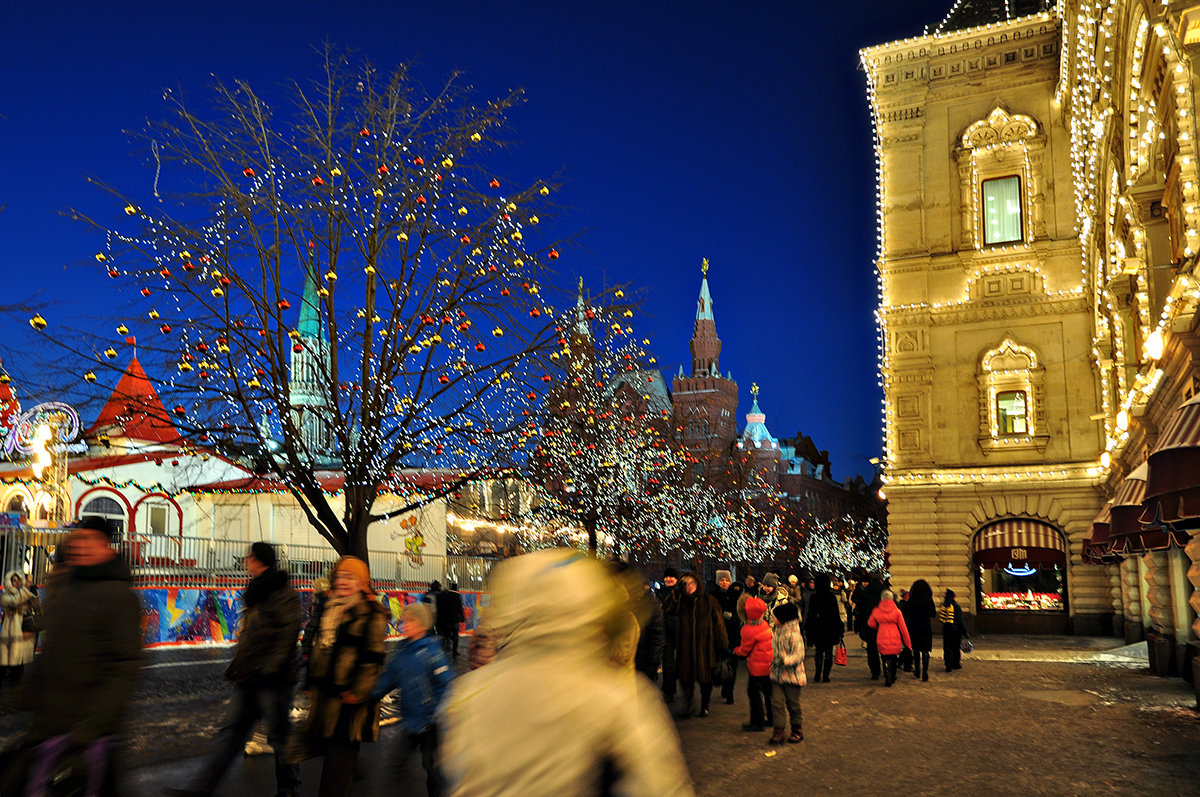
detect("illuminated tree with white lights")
[529,285,680,554]
[35,47,573,557]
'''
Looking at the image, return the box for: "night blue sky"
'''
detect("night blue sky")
[0,0,956,480]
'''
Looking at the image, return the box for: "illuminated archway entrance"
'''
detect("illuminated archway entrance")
[972,518,1069,634]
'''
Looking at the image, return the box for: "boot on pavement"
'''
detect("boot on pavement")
[788,725,804,743]
[768,727,786,745]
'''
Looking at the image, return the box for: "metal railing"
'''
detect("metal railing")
[0,524,499,592]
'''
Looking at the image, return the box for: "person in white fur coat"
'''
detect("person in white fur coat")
[0,570,38,686]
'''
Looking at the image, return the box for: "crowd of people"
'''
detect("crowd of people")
[649,566,972,745]
[0,524,974,796]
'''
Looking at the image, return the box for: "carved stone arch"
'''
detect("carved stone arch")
[960,106,1039,150]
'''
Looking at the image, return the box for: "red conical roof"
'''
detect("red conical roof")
[85,358,180,444]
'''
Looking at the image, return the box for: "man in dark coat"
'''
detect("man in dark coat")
[656,567,681,702]
[804,573,844,683]
[634,580,665,685]
[711,569,742,704]
[853,575,884,680]
[21,516,142,797]
[673,572,728,718]
[435,581,466,658]
[164,542,302,797]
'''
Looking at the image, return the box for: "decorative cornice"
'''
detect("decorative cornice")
[883,294,1089,326]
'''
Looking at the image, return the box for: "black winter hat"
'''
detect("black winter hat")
[72,515,116,541]
[663,567,679,579]
[249,541,277,569]
[773,602,799,624]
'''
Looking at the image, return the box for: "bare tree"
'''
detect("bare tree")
[36,47,574,557]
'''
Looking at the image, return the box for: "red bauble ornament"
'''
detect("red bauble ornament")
[312,176,325,186]
[377,164,390,175]
[547,249,560,260]
[438,374,450,385]
[243,167,255,177]
[489,178,500,188]
[293,343,303,353]
[181,262,195,272]
[413,156,424,166]
[174,405,186,415]
[359,127,370,137]
[141,287,152,296]
[416,195,427,205]
[108,269,119,278]
[160,324,172,334]
[474,342,486,352]
[277,299,290,310]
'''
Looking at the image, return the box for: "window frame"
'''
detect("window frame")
[980,174,1025,247]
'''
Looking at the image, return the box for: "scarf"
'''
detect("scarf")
[318,591,363,649]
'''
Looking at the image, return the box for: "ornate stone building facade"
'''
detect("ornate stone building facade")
[866,1,1200,670]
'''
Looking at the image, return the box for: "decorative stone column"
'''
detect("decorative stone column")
[1143,551,1175,675]
[1120,557,1143,643]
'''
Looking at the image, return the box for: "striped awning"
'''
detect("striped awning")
[1144,396,1200,529]
[1151,394,1200,453]
[973,519,1066,554]
[1110,462,1148,542]
[1089,501,1112,546]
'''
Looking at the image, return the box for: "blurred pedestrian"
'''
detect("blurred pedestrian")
[657,567,682,702]
[0,570,37,688]
[435,582,465,658]
[164,542,301,797]
[805,574,844,684]
[438,550,694,796]
[371,602,454,797]
[868,590,911,686]
[628,573,664,686]
[674,572,728,718]
[939,589,967,672]
[732,596,772,732]
[903,579,937,681]
[302,555,389,797]
[21,516,142,797]
[767,602,805,745]
[467,607,497,671]
[711,569,742,704]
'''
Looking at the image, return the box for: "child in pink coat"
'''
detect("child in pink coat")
[733,597,773,731]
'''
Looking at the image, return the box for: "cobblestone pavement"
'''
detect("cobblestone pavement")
[3,636,1198,795]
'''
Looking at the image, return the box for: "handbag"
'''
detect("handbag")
[21,602,43,634]
[712,656,734,685]
[960,637,974,654]
[833,642,848,666]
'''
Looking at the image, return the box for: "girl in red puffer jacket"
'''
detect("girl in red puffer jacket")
[868,590,912,687]
[733,597,774,731]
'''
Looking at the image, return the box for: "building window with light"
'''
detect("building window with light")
[996,390,1028,435]
[981,176,1023,246]
[978,338,1047,453]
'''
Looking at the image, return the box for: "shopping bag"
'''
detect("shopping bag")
[833,643,848,666]
[960,638,974,654]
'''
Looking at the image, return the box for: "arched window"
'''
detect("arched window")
[978,338,1048,453]
[81,495,126,534]
[955,106,1046,250]
[5,494,27,517]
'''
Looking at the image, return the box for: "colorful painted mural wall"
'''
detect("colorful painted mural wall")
[138,587,484,647]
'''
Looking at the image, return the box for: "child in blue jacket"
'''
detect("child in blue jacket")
[371,601,455,795]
